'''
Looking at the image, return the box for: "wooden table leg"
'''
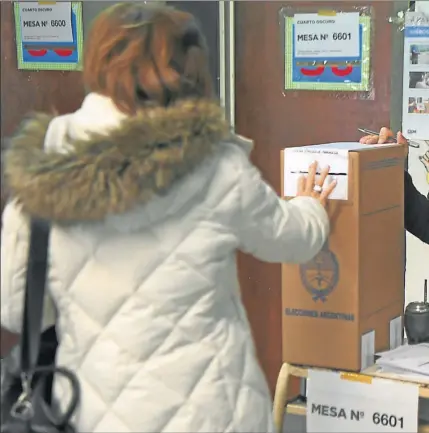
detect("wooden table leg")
[273,362,292,433]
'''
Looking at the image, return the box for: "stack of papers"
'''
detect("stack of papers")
[376,343,429,383]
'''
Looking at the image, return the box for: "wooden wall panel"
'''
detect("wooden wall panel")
[0,2,85,138]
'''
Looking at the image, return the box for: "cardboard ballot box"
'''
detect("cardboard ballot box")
[281,142,405,371]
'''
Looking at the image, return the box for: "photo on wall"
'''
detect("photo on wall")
[408,96,429,114]
[409,71,429,89]
[410,44,429,65]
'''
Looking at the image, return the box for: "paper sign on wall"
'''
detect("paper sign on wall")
[307,370,419,432]
[14,1,83,71]
[283,10,372,92]
[294,12,360,59]
[402,11,429,140]
[400,10,429,307]
[18,2,73,43]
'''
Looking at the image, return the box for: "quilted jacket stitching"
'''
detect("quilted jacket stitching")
[152,355,219,432]
[64,222,197,373]
[90,310,217,430]
[88,270,247,429]
[1,210,28,333]
[83,277,212,426]
[59,234,251,429]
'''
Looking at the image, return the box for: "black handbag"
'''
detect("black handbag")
[1,218,80,433]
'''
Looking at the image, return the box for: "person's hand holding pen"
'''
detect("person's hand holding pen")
[359,127,409,157]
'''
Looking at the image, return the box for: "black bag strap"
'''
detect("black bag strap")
[12,218,80,429]
[20,218,51,375]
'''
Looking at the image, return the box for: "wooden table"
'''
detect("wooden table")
[273,363,429,433]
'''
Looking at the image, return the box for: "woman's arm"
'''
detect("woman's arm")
[233,148,332,263]
[404,170,429,244]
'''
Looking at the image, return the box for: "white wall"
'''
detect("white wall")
[405,1,429,305]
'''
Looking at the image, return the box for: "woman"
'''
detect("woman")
[1,4,335,432]
[360,127,429,244]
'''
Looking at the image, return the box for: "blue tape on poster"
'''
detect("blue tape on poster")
[405,26,429,38]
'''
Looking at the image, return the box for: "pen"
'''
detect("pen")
[358,128,420,149]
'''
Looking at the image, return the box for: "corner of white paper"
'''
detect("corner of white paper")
[389,316,403,350]
[283,144,350,200]
[361,330,375,371]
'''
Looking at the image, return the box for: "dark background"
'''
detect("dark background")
[167,1,220,98]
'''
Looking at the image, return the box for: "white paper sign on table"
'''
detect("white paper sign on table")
[18,2,73,43]
[307,370,419,433]
[283,144,349,200]
[293,12,360,59]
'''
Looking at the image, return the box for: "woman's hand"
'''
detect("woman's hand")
[359,127,408,157]
[297,161,337,208]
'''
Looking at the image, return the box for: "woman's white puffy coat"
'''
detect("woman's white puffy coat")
[1,94,329,432]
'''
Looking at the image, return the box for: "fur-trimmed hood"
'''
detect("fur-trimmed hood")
[4,94,232,223]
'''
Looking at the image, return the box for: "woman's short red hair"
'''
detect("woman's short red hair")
[83,3,213,114]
